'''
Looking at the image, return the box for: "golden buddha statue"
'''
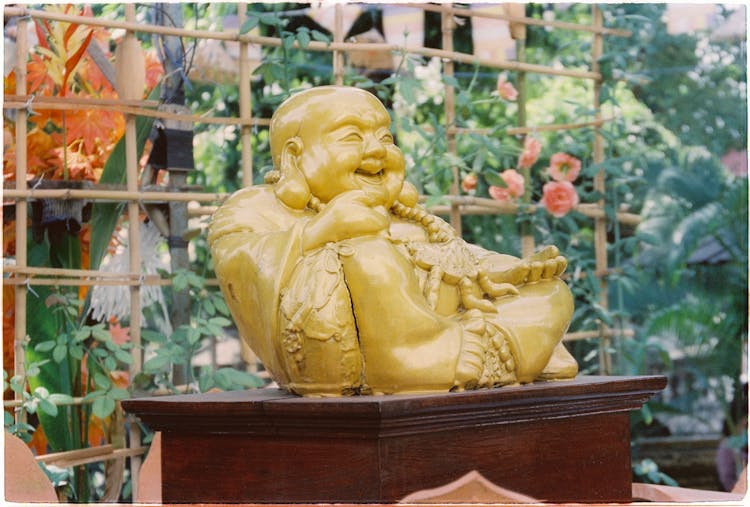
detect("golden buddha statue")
[208,86,578,396]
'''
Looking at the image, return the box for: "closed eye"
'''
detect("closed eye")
[380,132,394,144]
[339,131,363,143]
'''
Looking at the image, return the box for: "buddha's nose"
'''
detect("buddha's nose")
[364,135,386,159]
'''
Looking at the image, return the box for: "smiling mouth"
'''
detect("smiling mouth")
[355,168,384,181]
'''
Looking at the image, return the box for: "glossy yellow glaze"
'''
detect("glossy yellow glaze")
[208,86,578,396]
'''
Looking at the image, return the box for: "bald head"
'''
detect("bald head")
[269,86,388,169]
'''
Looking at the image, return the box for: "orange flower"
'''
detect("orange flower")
[489,169,525,202]
[518,136,541,170]
[144,49,165,91]
[461,173,478,193]
[496,74,518,101]
[548,152,582,182]
[540,180,579,217]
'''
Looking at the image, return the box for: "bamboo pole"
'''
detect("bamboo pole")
[238,3,254,187]
[13,14,29,427]
[442,7,461,236]
[333,4,344,85]
[5,95,614,133]
[3,95,268,127]
[393,3,632,37]
[36,445,148,468]
[3,7,601,81]
[591,6,611,375]
[2,188,228,202]
[563,328,635,342]
[120,4,142,497]
[509,4,535,258]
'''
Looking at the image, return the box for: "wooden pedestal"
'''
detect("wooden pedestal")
[123,375,666,503]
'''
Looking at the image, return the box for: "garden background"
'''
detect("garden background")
[3,2,747,502]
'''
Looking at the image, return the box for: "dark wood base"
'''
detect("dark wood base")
[123,375,666,503]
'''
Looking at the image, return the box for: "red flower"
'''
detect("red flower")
[496,74,518,101]
[518,136,541,170]
[548,152,582,182]
[540,181,579,217]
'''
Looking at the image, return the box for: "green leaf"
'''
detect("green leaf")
[239,15,259,34]
[94,372,112,390]
[311,29,330,44]
[209,317,232,327]
[172,272,189,292]
[52,344,67,363]
[483,171,507,187]
[35,341,56,353]
[143,354,171,373]
[92,396,116,419]
[296,30,311,49]
[38,398,59,417]
[142,329,166,344]
[108,387,130,401]
[48,393,74,405]
[640,403,653,425]
[82,390,105,402]
[213,297,230,316]
[114,348,133,365]
[187,327,202,346]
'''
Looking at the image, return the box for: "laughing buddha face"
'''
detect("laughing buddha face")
[269,86,406,210]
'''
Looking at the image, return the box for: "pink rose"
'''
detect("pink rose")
[488,185,512,202]
[548,152,582,182]
[496,75,518,101]
[540,180,579,217]
[489,169,525,201]
[518,136,542,170]
[461,173,478,193]
[500,168,525,197]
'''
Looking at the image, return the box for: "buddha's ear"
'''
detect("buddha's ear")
[274,136,310,210]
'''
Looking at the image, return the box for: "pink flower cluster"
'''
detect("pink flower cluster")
[541,152,581,217]
[463,134,582,218]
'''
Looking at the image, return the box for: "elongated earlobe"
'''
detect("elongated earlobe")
[274,137,310,210]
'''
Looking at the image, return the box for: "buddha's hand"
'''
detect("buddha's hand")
[302,190,390,252]
[477,245,567,291]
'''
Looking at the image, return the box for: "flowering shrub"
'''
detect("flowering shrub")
[488,169,525,202]
[518,136,542,170]
[540,180,580,217]
[496,74,518,101]
[549,152,582,182]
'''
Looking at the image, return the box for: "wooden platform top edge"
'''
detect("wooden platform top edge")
[122,375,667,435]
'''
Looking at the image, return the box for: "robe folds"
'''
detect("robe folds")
[209,185,575,395]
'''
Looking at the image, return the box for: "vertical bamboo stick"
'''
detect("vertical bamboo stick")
[509,4,534,258]
[13,15,29,426]
[122,3,143,497]
[591,6,611,375]
[442,7,461,236]
[333,4,344,85]
[238,2,253,188]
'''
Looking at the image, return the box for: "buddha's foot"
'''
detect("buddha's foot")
[454,310,517,391]
[536,341,578,380]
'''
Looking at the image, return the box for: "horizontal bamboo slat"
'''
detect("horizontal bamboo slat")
[564,328,635,342]
[36,445,148,468]
[4,6,600,80]
[397,3,632,38]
